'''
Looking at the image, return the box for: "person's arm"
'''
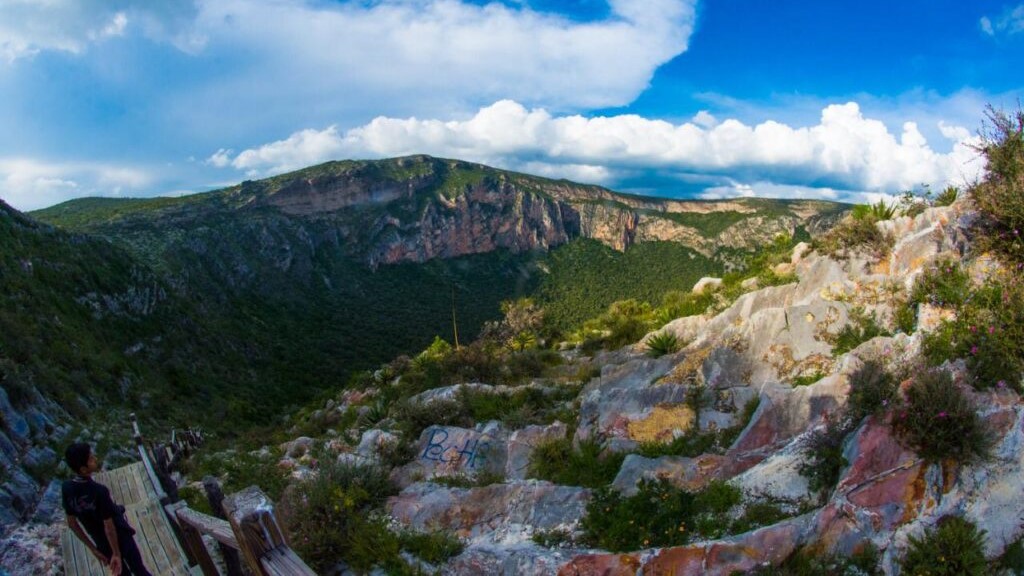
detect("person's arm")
[103,518,122,576]
[67,515,109,565]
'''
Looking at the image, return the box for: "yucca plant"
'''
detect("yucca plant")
[645,331,680,358]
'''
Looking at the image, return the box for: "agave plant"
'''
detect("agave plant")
[645,331,680,358]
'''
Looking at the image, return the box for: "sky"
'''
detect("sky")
[0,0,1022,211]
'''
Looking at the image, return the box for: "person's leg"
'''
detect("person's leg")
[117,532,153,576]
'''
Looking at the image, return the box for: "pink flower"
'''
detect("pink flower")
[989,326,996,334]
[937,411,947,418]
[971,346,979,355]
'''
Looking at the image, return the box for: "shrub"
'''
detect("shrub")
[846,360,896,420]
[935,185,959,207]
[921,276,1024,391]
[830,308,890,355]
[799,416,856,496]
[999,537,1024,574]
[282,461,398,573]
[582,479,782,552]
[790,371,826,387]
[391,398,470,440]
[852,200,897,222]
[894,301,917,334]
[645,331,680,358]
[528,438,625,489]
[910,260,971,309]
[729,502,790,535]
[813,216,894,261]
[900,516,989,576]
[893,369,993,464]
[396,530,464,565]
[532,528,574,548]
[969,106,1024,264]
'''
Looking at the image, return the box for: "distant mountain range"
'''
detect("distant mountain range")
[1,155,847,467]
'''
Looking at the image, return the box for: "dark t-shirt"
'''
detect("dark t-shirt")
[61,477,132,547]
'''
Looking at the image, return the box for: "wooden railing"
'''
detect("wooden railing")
[165,486,315,576]
[131,414,315,575]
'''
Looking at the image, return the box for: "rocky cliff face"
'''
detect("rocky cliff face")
[38,156,845,273]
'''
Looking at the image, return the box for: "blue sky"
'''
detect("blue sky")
[0,0,1021,210]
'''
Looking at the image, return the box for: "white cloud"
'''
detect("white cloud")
[0,158,153,211]
[980,4,1024,37]
[215,100,986,201]
[161,0,696,132]
[981,16,995,36]
[0,0,199,62]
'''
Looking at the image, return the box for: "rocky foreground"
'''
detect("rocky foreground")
[4,200,1019,575]
[266,201,1023,574]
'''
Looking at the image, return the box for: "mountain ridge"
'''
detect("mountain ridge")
[32,155,848,269]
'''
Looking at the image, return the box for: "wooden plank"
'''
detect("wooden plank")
[61,529,105,576]
[133,505,174,575]
[175,507,239,548]
[150,504,191,572]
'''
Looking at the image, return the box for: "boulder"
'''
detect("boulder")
[280,436,315,459]
[730,432,812,504]
[611,453,727,496]
[692,277,723,294]
[393,423,508,487]
[574,356,688,446]
[388,480,591,544]
[356,429,401,461]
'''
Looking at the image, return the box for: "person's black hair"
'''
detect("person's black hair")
[65,442,92,475]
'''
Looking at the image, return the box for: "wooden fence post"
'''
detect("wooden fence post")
[223,486,287,576]
[165,501,219,576]
[203,476,245,576]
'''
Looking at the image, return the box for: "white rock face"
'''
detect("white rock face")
[692,277,723,294]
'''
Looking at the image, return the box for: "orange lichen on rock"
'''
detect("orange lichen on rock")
[627,404,696,442]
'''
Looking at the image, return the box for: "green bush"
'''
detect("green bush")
[921,276,1024,391]
[577,299,657,351]
[282,461,399,573]
[799,416,856,496]
[895,301,917,334]
[846,360,896,420]
[813,216,894,261]
[581,479,784,552]
[852,200,897,222]
[830,308,890,355]
[790,371,826,387]
[893,369,993,464]
[969,106,1024,264]
[935,185,959,207]
[531,528,574,548]
[999,537,1024,574]
[391,398,470,440]
[528,438,625,489]
[645,331,680,358]
[396,530,464,565]
[900,516,989,576]
[910,260,971,309]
